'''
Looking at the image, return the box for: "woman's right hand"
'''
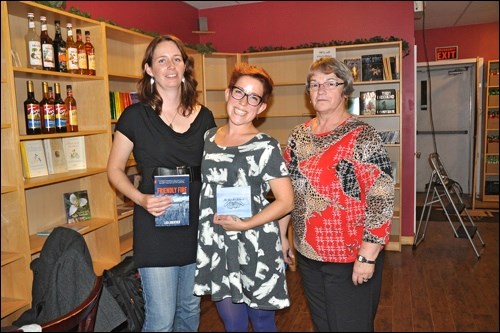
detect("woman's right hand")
[139,193,174,217]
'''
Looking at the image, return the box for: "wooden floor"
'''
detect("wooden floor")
[199,221,499,332]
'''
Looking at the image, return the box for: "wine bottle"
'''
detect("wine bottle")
[54,83,67,133]
[53,20,67,72]
[65,85,78,132]
[24,80,42,134]
[26,13,42,70]
[66,23,78,74]
[76,29,87,75]
[84,31,96,76]
[40,81,56,134]
[40,16,55,71]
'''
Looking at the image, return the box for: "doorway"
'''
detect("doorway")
[416,60,479,195]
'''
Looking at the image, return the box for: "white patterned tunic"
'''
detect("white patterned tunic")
[194,128,290,310]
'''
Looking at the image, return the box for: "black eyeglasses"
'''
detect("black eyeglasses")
[307,80,344,92]
[230,86,263,106]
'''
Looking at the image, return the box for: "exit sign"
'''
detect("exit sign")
[435,46,458,61]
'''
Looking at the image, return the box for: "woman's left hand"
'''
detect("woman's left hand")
[214,213,246,231]
[352,260,375,286]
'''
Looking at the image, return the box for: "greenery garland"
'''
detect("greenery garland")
[244,36,410,57]
[35,2,409,56]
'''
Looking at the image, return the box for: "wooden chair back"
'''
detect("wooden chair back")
[41,275,104,332]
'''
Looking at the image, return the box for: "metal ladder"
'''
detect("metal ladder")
[413,153,486,258]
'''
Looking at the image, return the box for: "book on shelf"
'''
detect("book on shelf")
[43,138,68,174]
[217,186,252,219]
[36,223,89,236]
[343,58,361,82]
[378,130,400,144]
[389,56,399,80]
[383,57,392,80]
[20,140,49,178]
[359,91,377,115]
[110,91,134,119]
[62,136,87,170]
[361,54,384,81]
[391,161,398,184]
[376,89,397,114]
[63,190,92,223]
[154,174,190,227]
[130,92,140,104]
[347,96,360,115]
[117,201,135,216]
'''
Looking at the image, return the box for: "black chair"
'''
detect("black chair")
[41,275,104,332]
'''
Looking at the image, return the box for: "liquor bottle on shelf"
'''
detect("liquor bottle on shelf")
[85,31,96,76]
[66,23,78,74]
[53,20,67,72]
[76,29,87,75]
[24,80,41,134]
[54,82,67,133]
[48,86,54,104]
[40,16,55,71]
[65,85,78,132]
[26,12,42,70]
[40,81,56,134]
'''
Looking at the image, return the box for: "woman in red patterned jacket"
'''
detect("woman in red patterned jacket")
[282,57,394,332]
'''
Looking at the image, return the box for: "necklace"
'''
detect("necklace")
[167,111,179,128]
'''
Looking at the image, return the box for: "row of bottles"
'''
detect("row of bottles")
[26,13,95,75]
[24,80,78,135]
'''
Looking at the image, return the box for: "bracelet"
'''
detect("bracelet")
[356,255,376,264]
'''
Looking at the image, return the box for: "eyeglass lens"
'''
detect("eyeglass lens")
[231,86,262,106]
[308,80,344,91]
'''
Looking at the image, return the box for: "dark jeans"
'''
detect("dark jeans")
[297,251,385,332]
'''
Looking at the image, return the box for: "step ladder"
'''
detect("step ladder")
[413,153,486,258]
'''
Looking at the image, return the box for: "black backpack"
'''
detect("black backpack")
[103,256,145,332]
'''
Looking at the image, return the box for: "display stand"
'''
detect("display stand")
[413,153,486,258]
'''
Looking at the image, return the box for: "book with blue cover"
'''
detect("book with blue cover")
[154,175,190,227]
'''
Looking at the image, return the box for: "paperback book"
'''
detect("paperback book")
[63,190,92,223]
[343,58,362,82]
[376,89,397,114]
[20,140,49,178]
[217,186,252,218]
[154,175,190,227]
[391,161,398,184]
[36,223,89,236]
[361,54,384,81]
[359,91,377,115]
[347,96,360,115]
[62,136,87,170]
[43,138,68,174]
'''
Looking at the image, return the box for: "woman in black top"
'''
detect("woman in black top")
[107,35,216,332]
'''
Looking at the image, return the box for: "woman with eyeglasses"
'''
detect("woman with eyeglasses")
[281,57,394,332]
[194,63,294,332]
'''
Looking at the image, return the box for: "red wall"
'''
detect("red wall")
[65,1,200,44]
[64,1,498,240]
[415,22,499,64]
